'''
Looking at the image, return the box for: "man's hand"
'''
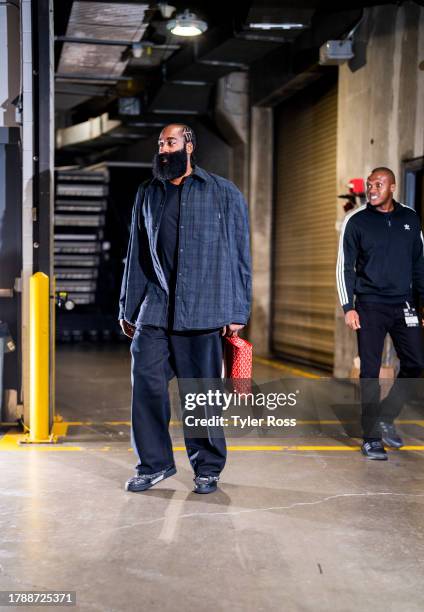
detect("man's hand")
[344,309,361,330]
[119,319,136,338]
[221,323,245,337]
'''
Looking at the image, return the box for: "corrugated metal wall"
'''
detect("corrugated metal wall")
[272,81,338,369]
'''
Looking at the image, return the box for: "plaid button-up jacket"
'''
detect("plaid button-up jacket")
[118,166,252,331]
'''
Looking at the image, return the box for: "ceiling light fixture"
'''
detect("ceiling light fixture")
[249,22,306,31]
[167,9,208,37]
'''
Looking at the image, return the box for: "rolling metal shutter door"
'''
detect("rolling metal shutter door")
[272,83,337,368]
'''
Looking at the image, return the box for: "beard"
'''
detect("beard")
[152,146,188,180]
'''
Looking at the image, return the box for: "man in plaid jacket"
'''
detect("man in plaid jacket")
[119,123,252,494]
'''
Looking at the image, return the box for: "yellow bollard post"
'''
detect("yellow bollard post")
[20,272,56,444]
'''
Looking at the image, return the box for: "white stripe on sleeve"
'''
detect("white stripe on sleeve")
[336,205,366,307]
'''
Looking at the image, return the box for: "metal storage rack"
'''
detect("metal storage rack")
[54,169,109,308]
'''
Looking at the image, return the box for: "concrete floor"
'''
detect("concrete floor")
[0,343,424,611]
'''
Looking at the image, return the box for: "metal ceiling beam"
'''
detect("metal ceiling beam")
[55,74,133,82]
[151,109,202,115]
[236,33,287,43]
[92,161,152,167]
[169,80,209,86]
[198,59,249,69]
[54,36,179,50]
[56,113,122,149]
[126,122,165,127]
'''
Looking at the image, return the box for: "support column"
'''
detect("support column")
[21,0,34,424]
[21,0,55,425]
[33,0,55,425]
[248,107,273,356]
[33,0,54,279]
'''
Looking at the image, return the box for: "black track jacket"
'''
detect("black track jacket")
[336,201,424,313]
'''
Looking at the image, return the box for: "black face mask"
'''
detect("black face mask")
[152,146,188,180]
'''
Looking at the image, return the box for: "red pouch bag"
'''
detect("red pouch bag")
[223,335,253,394]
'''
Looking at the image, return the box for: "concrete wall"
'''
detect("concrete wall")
[215,72,249,197]
[334,1,424,377]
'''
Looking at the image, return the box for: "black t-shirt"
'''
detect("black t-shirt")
[157,181,181,327]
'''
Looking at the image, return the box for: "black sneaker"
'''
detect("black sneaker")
[379,421,404,448]
[125,465,176,492]
[193,475,219,494]
[361,440,388,460]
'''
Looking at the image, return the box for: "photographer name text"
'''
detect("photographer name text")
[184,415,297,428]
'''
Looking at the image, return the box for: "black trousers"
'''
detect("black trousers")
[356,302,424,440]
[130,325,227,476]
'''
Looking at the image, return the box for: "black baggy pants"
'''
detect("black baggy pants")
[130,325,227,476]
[356,302,424,440]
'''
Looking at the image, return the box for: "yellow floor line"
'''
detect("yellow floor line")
[1,438,424,452]
[253,356,322,379]
[171,445,356,452]
[0,431,28,448]
[0,428,81,451]
[48,419,424,428]
[160,445,424,452]
[53,421,92,426]
[104,421,131,426]
[171,419,424,427]
[171,445,287,451]
[0,432,83,451]
[2,424,424,453]
[21,446,84,451]
[397,420,424,427]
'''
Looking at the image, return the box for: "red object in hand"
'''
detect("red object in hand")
[223,335,253,394]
